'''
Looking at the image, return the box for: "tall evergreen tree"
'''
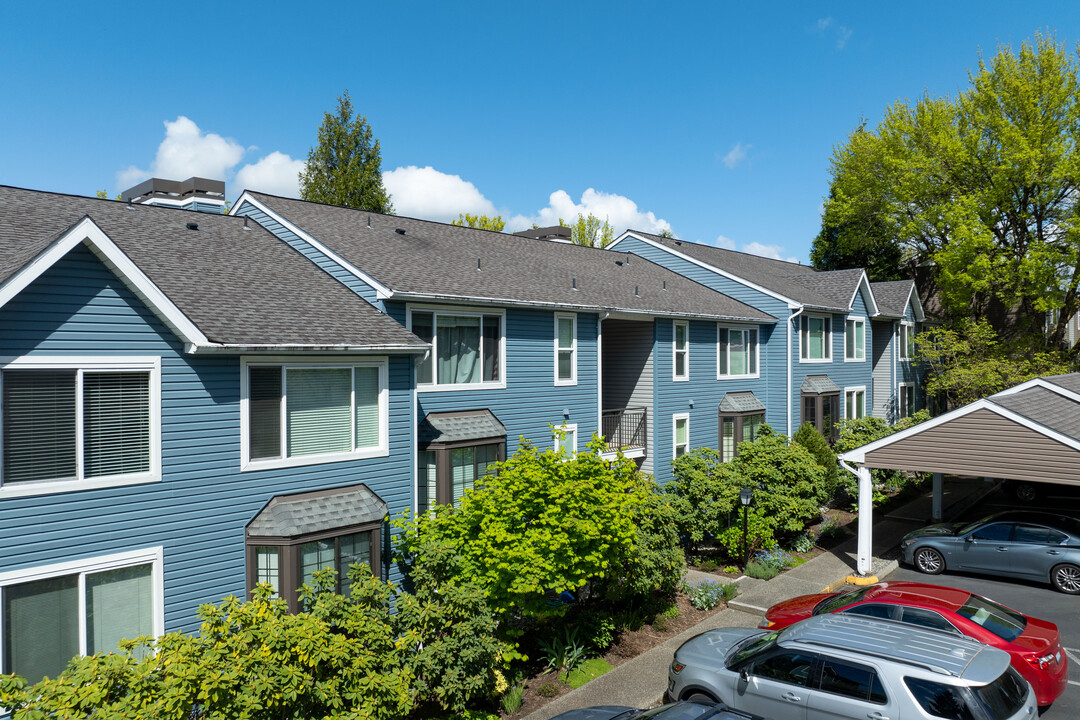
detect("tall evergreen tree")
[299,91,393,214]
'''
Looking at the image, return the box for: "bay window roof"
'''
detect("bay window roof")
[246,484,387,539]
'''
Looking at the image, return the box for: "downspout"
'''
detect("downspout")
[787,306,805,437]
[839,458,876,581]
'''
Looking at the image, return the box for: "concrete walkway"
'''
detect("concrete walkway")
[521,476,997,720]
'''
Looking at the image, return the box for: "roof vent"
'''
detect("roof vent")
[242,216,251,231]
[634,285,640,297]
[395,228,406,235]
[674,240,682,245]
[186,222,199,231]
[663,280,667,290]
[367,215,372,229]
[615,260,624,266]
[572,277,578,290]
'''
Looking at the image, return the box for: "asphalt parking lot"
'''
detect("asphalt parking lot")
[885,484,1080,718]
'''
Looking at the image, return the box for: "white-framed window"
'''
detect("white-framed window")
[0,356,161,497]
[720,412,765,462]
[800,315,832,362]
[845,386,867,419]
[898,322,915,361]
[408,307,505,390]
[673,414,690,458]
[673,321,689,381]
[554,314,577,386]
[0,547,164,686]
[844,317,866,361]
[553,423,577,455]
[241,358,388,470]
[717,326,759,378]
[899,382,915,417]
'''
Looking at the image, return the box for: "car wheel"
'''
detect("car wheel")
[914,547,945,575]
[686,692,718,703]
[1050,564,1080,594]
[1013,482,1040,503]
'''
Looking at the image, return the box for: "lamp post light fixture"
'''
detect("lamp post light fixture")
[739,487,754,568]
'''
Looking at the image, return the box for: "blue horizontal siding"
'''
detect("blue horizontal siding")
[0,245,415,634]
[234,201,384,309]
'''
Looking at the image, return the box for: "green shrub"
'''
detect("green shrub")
[684,579,737,610]
[576,608,619,653]
[716,506,778,558]
[661,602,681,619]
[666,447,738,551]
[652,615,669,632]
[723,565,739,574]
[792,421,839,499]
[753,549,796,572]
[695,556,721,572]
[818,516,849,540]
[789,531,817,553]
[501,683,525,716]
[537,682,562,698]
[537,625,587,674]
[745,561,779,580]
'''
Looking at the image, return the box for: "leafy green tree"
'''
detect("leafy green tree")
[792,422,839,499]
[811,183,905,282]
[816,35,1080,345]
[452,213,505,232]
[666,448,738,552]
[95,189,122,200]
[560,213,615,248]
[299,90,393,214]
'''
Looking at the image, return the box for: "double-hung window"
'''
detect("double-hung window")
[243,360,387,468]
[673,414,690,458]
[845,387,866,419]
[845,318,865,361]
[718,326,758,378]
[554,314,577,385]
[0,357,159,495]
[411,309,504,388]
[899,383,915,417]
[800,315,832,361]
[0,549,162,685]
[673,322,689,381]
[898,322,915,361]
[554,423,577,455]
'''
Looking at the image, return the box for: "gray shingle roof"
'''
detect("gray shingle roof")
[418,409,507,445]
[719,392,766,413]
[246,484,387,538]
[0,186,426,349]
[625,231,863,312]
[993,385,1080,441]
[802,375,841,394]
[246,193,776,324]
[871,280,916,318]
[1043,373,1080,397]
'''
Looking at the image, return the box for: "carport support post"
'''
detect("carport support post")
[856,465,873,575]
[931,473,943,522]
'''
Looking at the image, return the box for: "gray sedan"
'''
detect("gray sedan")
[900,510,1080,593]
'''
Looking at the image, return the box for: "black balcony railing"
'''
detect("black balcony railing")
[601,407,647,455]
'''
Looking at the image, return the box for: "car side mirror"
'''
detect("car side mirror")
[740,669,750,683]
[964,536,974,543]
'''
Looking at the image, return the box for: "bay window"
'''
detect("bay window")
[720,412,764,461]
[411,309,503,388]
[800,315,832,361]
[718,326,758,378]
[802,376,841,441]
[244,360,387,468]
[417,410,506,511]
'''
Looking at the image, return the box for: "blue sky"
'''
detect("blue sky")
[2,2,1077,263]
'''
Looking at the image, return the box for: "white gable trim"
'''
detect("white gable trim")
[994,376,1080,404]
[840,394,1080,464]
[906,284,926,322]
[231,192,394,300]
[609,231,799,308]
[848,271,879,317]
[0,217,210,347]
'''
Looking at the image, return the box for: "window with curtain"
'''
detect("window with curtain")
[555,315,576,384]
[246,363,384,464]
[845,388,866,419]
[801,315,831,361]
[845,318,865,361]
[418,433,504,508]
[674,415,689,457]
[673,322,689,380]
[2,368,151,486]
[412,310,503,387]
[450,444,498,503]
[720,413,764,462]
[2,560,156,685]
[718,327,758,377]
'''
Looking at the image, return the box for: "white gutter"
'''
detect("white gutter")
[185,343,429,354]
[787,306,805,437]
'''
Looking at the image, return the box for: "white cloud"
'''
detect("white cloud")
[382,165,496,222]
[743,241,799,263]
[233,151,305,197]
[814,16,852,50]
[712,234,737,250]
[507,187,672,236]
[817,17,833,31]
[721,142,750,169]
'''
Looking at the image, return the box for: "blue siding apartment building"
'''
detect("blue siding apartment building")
[0,179,921,686]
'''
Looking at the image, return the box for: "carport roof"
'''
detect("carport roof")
[839,373,1080,486]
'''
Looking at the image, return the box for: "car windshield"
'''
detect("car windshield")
[726,631,778,668]
[632,703,721,720]
[972,666,1029,718]
[813,586,875,615]
[955,594,1027,642]
[956,515,997,536]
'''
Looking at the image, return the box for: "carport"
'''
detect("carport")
[838,374,1080,576]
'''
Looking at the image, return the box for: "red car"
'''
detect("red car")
[759,581,1068,707]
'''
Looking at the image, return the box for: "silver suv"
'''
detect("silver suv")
[666,614,1037,720]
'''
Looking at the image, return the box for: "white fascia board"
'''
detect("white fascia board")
[907,284,926,322]
[0,217,209,347]
[186,343,428,354]
[850,272,879,316]
[993,377,1080,404]
[609,231,798,307]
[231,192,394,300]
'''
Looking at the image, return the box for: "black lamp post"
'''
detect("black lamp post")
[739,487,754,568]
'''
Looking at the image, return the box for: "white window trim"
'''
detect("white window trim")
[240,356,389,472]
[844,316,867,362]
[0,356,162,498]
[673,321,689,381]
[406,305,507,392]
[898,381,915,417]
[554,423,578,454]
[716,325,760,379]
[799,315,832,364]
[673,413,690,459]
[898,321,914,361]
[553,313,578,386]
[0,546,166,674]
[844,385,867,419]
